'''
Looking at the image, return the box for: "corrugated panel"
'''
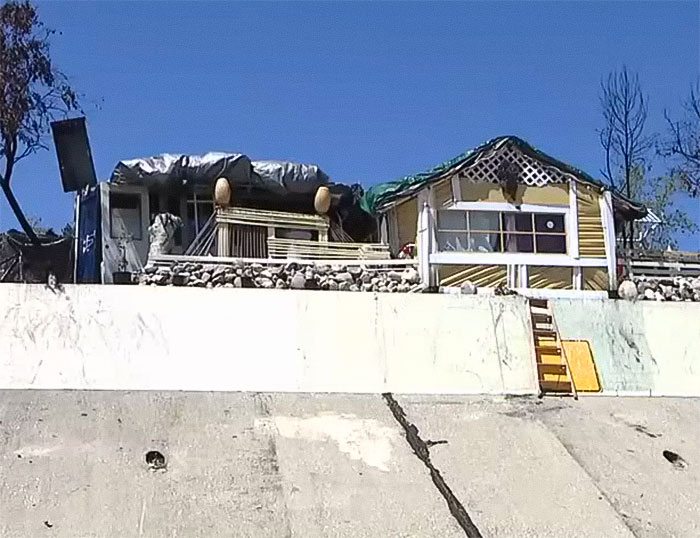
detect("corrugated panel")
[577,186,606,258]
[433,180,453,207]
[395,197,418,250]
[460,180,569,204]
[438,264,507,287]
[528,266,573,289]
[583,267,608,291]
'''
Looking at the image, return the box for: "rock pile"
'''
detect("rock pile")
[620,276,700,302]
[138,262,421,293]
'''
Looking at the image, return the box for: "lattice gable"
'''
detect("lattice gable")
[453,140,571,187]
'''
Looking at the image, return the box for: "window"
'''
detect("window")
[186,192,214,239]
[437,210,566,254]
[110,193,142,240]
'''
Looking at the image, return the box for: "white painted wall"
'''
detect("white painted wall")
[553,299,700,397]
[0,285,538,395]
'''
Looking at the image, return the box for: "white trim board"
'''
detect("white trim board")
[430,252,608,267]
[445,201,569,214]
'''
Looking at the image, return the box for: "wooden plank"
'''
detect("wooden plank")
[540,380,572,392]
[537,363,567,376]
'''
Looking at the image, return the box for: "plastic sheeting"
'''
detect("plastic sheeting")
[251,161,329,195]
[111,152,328,196]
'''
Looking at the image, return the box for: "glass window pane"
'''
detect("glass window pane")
[505,234,534,253]
[470,232,501,252]
[535,214,565,233]
[502,212,533,233]
[438,210,466,230]
[469,211,500,232]
[437,231,469,252]
[536,234,567,253]
[513,213,533,232]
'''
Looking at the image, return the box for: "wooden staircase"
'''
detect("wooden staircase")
[528,298,578,399]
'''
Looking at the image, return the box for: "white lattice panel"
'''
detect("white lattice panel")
[457,141,569,186]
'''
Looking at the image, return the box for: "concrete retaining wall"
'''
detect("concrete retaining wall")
[0,285,537,395]
[2,285,699,396]
[553,298,700,396]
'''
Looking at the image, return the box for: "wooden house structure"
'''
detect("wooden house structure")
[363,136,647,294]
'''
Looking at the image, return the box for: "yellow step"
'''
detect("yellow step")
[529,298,549,309]
[537,363,567,376]
[535,345,561,354]
[540,379,572,393]
[532,313,552,324]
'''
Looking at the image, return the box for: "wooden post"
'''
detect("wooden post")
[216,209,231,257]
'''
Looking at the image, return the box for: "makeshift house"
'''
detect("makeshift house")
[362,136,647,293]
[75,153,376,283]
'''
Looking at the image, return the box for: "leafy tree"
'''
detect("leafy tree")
[627,165,697,250]
[0,1,78,243]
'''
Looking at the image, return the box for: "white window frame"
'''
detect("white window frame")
[434,201,571,260]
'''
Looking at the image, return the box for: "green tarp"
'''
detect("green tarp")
[360,135,646,219]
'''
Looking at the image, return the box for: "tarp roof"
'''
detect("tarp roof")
[110,153,329,196]
[361,135,648,220]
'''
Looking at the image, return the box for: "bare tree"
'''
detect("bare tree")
[0,1,78,243]
[659,83,700,196]
[598,66,652,248]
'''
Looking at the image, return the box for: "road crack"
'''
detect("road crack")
[382,393,483,538]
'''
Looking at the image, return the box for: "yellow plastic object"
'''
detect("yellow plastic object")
[562,340,601,392]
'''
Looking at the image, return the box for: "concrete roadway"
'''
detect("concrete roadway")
[1,391,698,537]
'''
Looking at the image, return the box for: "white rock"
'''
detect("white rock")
[336,272,354,283]
[348,266,363,277]
[618,280,638,301]
[290,274,306,289]
[401,267,420,284]
[460,281,477,295]
[387,271,403,282]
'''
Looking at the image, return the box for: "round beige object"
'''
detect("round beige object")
[214,177,232,207]
[314,186,331,214]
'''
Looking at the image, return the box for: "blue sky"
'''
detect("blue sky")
[2,1,699,248]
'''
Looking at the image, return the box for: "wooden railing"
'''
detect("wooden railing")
[620,249,700,278]
[267,238,390,260]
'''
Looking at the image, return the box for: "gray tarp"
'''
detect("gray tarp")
[110,153,329,196]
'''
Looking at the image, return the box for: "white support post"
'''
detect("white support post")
[573,266,583,290]
[73,190,81,284]
[451,174,461,204]
[417,200,432,287]
[518,264,529,288]
[427,187,438,286]
[379,215,389,245]
[600,190,618,290]
[568,179,579,258]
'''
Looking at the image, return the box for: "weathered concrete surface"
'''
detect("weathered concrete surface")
[553,299,700,396]
[0,391,464,538]
[0,284,537,395]
[398,395,700,538]
[2,391,700,537]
